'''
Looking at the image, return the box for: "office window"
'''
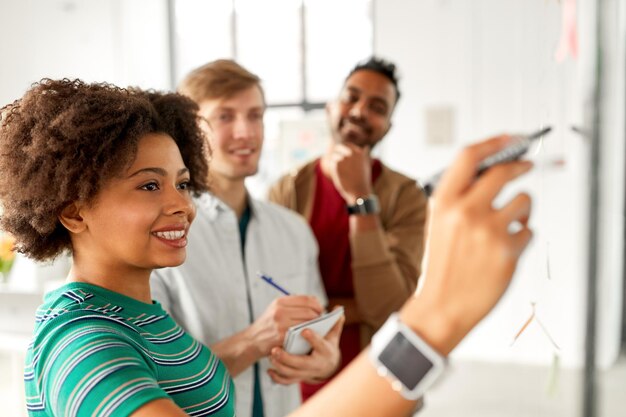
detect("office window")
[235,0,303,104]
[304,0,373,102]
[171,0,373,196]
[171,0,373,108]
[173,1,233,78]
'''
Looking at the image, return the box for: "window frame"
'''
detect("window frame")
[166,0,374,112]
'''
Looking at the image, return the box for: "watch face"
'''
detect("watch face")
[378,332,433,390]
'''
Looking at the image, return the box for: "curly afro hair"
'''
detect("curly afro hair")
[0,78,210,262]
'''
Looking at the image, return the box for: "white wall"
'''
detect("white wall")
[0,0,170,106]
[596,0,626,367]
[0,0,172,289]
[374,0,624,368]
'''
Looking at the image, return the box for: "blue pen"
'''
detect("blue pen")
[258,273,291,296]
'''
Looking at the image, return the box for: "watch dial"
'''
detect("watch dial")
[379,332,433,389]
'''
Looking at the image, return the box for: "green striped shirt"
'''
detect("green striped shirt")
[24,282,235,417]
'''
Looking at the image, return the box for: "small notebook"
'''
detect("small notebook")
[283,307,345,355]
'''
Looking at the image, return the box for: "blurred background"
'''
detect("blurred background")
[0,0,624,416]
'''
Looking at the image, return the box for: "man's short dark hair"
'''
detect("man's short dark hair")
[346,56,401,103]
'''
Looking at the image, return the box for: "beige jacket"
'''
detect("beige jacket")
[268,159,428,346]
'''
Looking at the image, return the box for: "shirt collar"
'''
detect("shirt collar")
[195,191,258,221]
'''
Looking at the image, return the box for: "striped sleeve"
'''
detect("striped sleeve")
[27,315,170,417]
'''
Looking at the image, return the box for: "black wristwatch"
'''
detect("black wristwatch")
[369,313,447,400]
[347,194,380,215]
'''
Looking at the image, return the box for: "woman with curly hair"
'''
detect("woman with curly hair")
[0,79,235,416]
[1,78,533,417]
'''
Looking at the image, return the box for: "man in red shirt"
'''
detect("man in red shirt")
[269,56,428,400]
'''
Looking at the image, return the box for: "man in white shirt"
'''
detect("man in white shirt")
[151,60,342,417]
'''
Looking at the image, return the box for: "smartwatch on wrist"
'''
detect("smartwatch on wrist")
[347,194,380,215]
[369,313,447,400]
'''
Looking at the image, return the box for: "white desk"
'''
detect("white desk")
[0,288,42,417]
[0,332,32,417]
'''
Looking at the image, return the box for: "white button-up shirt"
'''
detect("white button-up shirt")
[151,193,327,417]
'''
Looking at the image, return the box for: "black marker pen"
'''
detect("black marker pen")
[420,126,552,197]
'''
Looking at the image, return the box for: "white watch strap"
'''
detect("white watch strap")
[369,313,447,400]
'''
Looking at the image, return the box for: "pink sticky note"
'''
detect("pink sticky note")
[555,0,578,62]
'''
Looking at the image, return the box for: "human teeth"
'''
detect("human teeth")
[155,230,185,240]
[233,149,252,155]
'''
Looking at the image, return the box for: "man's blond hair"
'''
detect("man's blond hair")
[178,59,263,104]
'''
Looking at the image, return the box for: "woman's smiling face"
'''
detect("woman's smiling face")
[77,132,196,273]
